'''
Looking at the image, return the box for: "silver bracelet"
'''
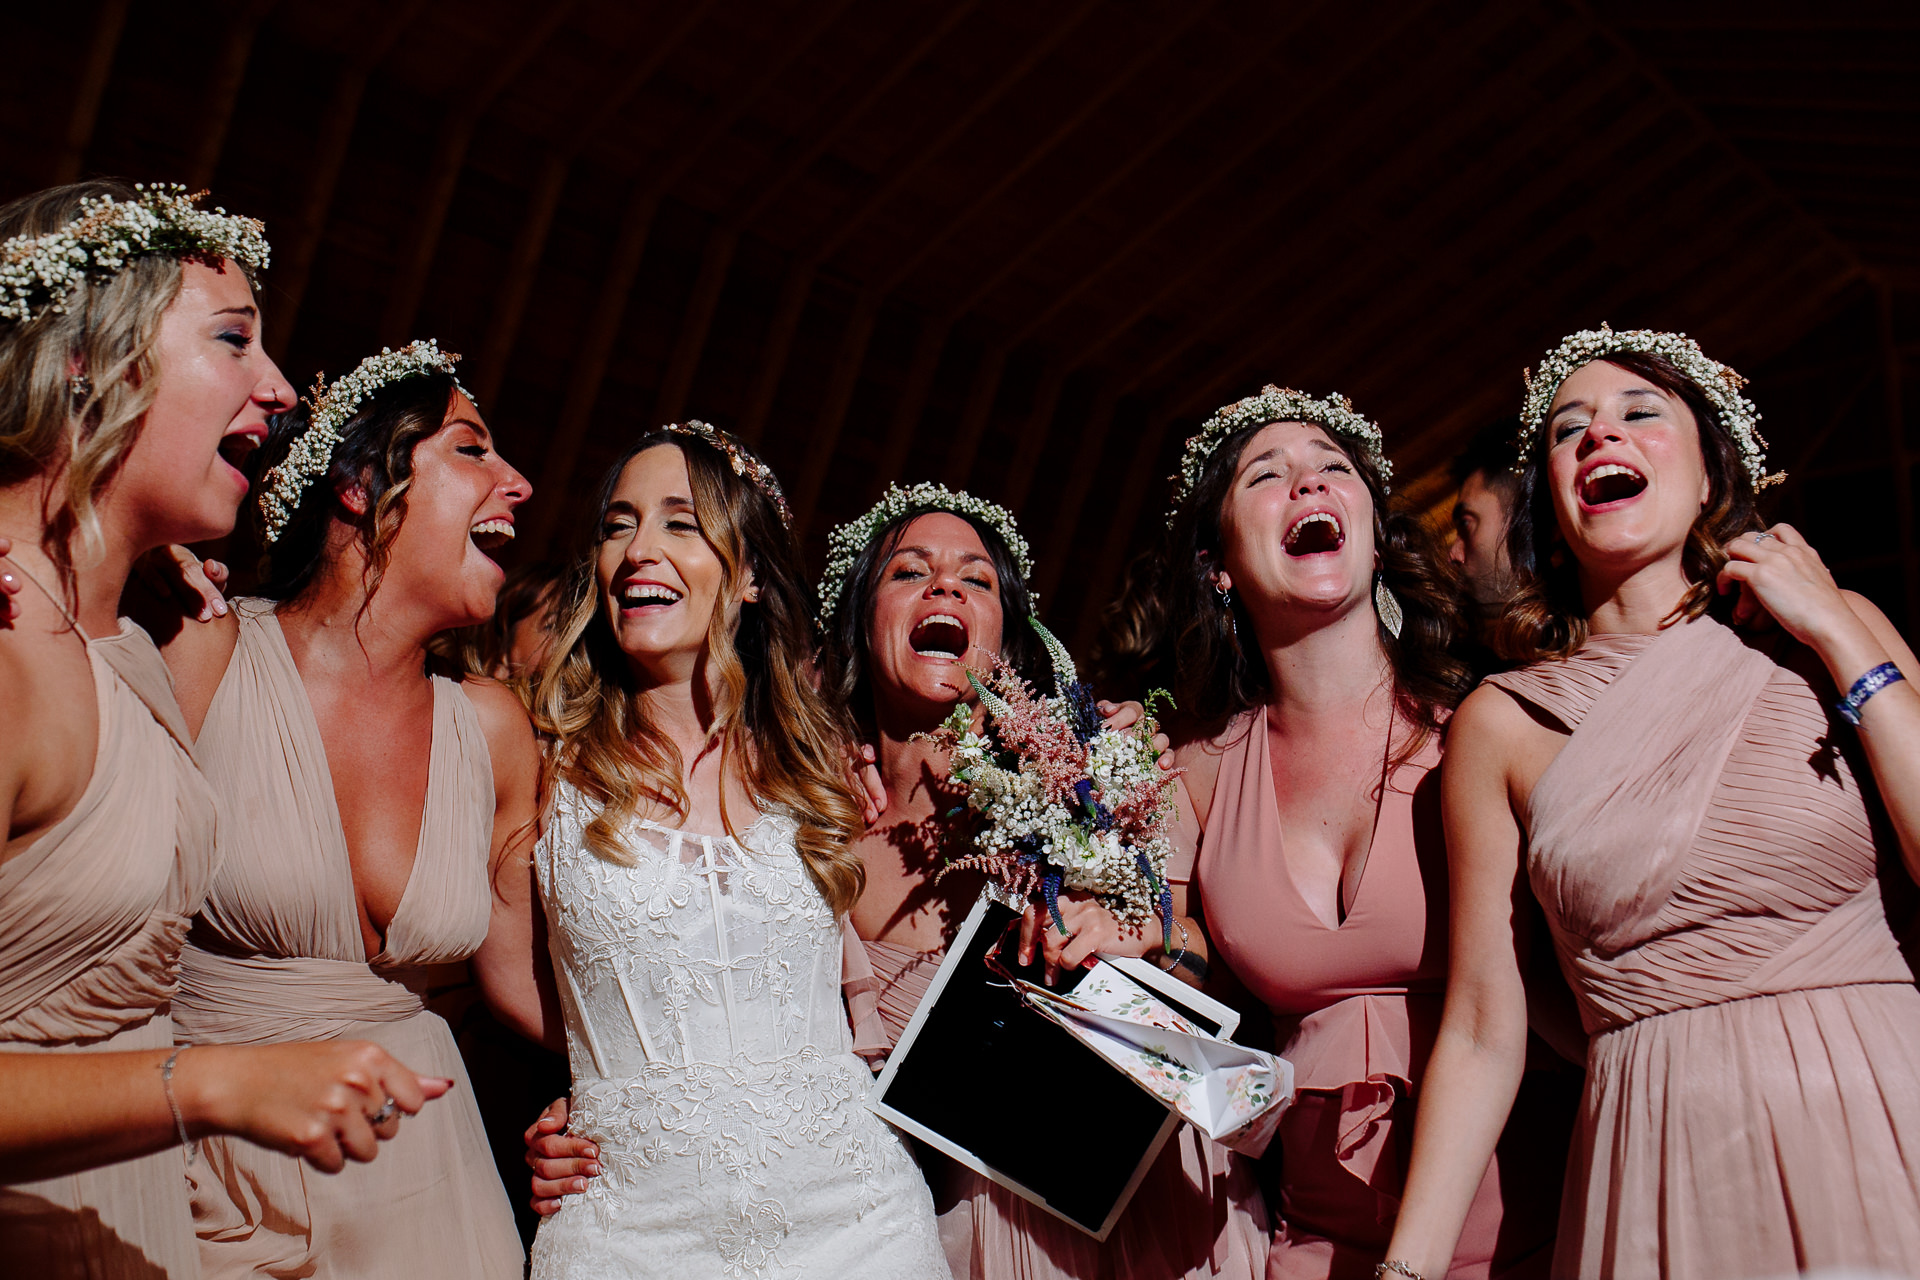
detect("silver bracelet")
[1156,919,1191,973]
[161,1047,198,1165]
[1376,1262,1424,1280]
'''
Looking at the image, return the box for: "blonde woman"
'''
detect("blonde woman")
[527,424,946,1278]
[0,181,448,1276]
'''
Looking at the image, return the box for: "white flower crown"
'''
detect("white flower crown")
[1167,385,1390,526]
[1517,324,1781,490]
[0,184,269,325]
[816,482,1034,630]
[257,340,470,545]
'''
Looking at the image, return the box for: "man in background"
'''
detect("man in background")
[1448,419,1522,672]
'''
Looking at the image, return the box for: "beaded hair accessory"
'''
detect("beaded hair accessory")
[816,482,1034,630]
[1517,323,1781,490]
[257,340,468,545]
[0,184,270,325]
[1167,385,1390,526]
[660,420,792,528]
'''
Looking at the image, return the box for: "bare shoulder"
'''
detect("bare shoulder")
[460,676,539,766]
[157,609,240,738]
[0,608,97,848]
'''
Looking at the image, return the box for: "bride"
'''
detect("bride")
[525,421,947,1278]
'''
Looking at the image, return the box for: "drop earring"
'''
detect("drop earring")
[1215,582,1240,642]
[1373,573,1403,639]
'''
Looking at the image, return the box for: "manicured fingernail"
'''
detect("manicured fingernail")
[572,1179,586,1192]
[584,1145,596,1158]
[213,600,227,616]
[586,1162,600,1175]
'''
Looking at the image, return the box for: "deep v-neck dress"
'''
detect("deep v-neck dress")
[1192,706,1569,1280]
[173,600,521,1278]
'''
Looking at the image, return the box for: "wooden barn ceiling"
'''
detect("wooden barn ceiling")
[4,0,1915,645]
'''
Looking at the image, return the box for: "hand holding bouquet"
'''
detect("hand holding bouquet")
[924,618,1179,944]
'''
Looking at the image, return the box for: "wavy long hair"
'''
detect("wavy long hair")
[1493,351,1765,663]
[0,180,239,604]
[1099,420,1471,764]
[817,505,1049,736]
[532,432,865,916]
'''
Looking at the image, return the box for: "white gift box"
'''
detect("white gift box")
[867,890,1293,1239]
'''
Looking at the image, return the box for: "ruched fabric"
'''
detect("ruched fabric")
[1197,707,1566,1280]
[1485,617,1920,1277]
[0,621,218,1278]
[852,936,1270,1279]
[174,601,521,1279]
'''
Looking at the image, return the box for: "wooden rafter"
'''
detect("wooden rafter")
[791,288,883,532]
[53,0,128,184]
[187,0,275,191]
[379,0,579,343]
[997,363,1066,511]
[872,315,953,482]
[941,343,1011,488]
[272,0,432,352]
[1032,380,1120,601]
[652,225,739,426]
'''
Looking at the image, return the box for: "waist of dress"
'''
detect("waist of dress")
[173,945,423,1044]
[1587,976,1918,1039]
[1274,989,1442,1094]
[568,1048,870,1145]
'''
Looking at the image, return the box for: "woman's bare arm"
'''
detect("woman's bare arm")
[1381,686,1535,1276]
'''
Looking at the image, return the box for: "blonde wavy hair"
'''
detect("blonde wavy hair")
[0,181,240,600]
[531,432,865,916]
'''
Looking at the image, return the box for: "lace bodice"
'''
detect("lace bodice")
[535,783,851,1079]
[530,783,947,1279]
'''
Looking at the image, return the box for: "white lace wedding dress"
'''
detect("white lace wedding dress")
[530,783,948,1279]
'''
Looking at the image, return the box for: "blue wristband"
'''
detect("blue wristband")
[1835,662,1905,727]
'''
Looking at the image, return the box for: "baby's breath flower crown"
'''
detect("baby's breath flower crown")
[1167,386,1390,526]
[0,183,269,325]
[1517,323,1781,490]
[660,419,791,528]
[816,482,1033,631]
[257,340,469,545]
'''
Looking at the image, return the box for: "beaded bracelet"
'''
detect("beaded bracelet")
[1835,662,1905,727]
[1376,1262,1424,1280]
[161,1047,198,1165]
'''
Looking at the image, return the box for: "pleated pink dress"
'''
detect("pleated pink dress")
[173,601,521,1279]
[845,932,1270,1280]
[0,619,217,1278]
[1484,616,1920,1277]
[1194,709,1569,1280]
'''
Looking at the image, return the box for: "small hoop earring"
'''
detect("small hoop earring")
[1373,573,1404,639]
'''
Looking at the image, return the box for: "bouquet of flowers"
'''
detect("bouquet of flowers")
[926,619,1178,944]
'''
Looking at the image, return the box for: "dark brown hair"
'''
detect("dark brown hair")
[1493,352,1765,663]
[1099,420,1472,759]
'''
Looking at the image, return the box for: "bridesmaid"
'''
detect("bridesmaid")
[824,483,1269,1280]
[1385,329,1920,1277]
[0,181,448,1275]
[1056,388,1574,1279]
[156,343,545,1277]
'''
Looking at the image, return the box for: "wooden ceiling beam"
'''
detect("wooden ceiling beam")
[186,0,275,191]
[748,0,1105,503]
[53,0,129,184]
[872,314,953,484]
[1033,380,1121,602]
[997,362,1067,511]
[652,225,738,426]
[272,0,432,353]
[1000,1,1437,352]
[380,0,579,343]
[791,288,884,532]
[1085,7,1608,389]
[875,1,1218,297]
[1685,94,1920,115]
[941,343,1011,488]
[522,194,658,557]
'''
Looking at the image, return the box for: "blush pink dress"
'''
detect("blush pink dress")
[845,932,1269,1280]
[1484,616,1920,1277]
[0,620,217,1278]
[1193,708,1569,1280]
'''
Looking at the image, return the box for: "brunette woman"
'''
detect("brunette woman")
[525,426,946,1278]
[0,182,449,1275]
[1385,330,1920,1278]
[1067,388,1574,1279]
[156,343,542,1278]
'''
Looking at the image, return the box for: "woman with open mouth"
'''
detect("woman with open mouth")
[1074,387,1576,1279]
[0,183,463,1276]
[1385,329,1920,1278]
[148,342,541,1279]
[521,426,948,1279]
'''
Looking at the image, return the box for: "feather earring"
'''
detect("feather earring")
[1373,574,1403,639]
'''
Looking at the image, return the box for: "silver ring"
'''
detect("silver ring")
[368,1097,399,1127]
[1752,532,1775,543]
